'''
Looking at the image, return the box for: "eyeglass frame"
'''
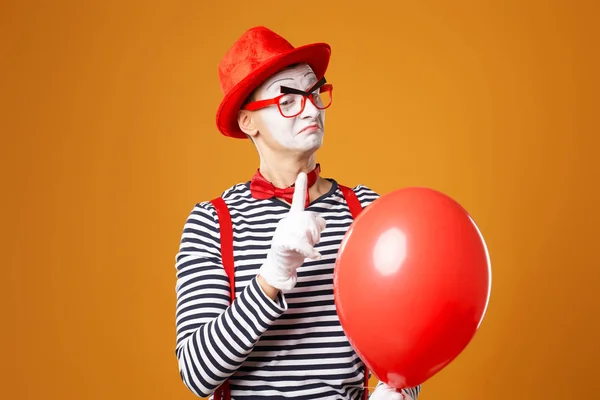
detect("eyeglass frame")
[241,76,333,118]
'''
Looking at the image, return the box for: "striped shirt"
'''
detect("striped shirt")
[174,179,421,399]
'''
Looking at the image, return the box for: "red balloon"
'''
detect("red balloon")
[334,187,491,389]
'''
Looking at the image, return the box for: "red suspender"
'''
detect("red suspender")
[338,185,363,220]
[211,197,236,302]
[209,197,234,400]
[209,185,367,400]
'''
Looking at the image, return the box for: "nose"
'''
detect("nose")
[299,96,320,119]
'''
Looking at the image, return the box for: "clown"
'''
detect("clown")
[174,26,422,400]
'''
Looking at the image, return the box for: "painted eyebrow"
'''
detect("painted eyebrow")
[266,77,292,91]
[281,76,326,95]
[265,71,314,91]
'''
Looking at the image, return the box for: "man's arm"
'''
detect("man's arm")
[174,202,287,398]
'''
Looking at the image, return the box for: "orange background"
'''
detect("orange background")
[1,0,599,399]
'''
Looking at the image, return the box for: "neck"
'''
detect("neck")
[259,153,318,188]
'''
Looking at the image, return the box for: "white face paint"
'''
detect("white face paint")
[251,63,326,153]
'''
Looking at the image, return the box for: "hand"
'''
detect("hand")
[258,172,327,292]
[370,383,411,400]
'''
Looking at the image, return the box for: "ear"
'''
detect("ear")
[237,110,259,138]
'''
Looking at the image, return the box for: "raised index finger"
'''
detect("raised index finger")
[290,172,308,213]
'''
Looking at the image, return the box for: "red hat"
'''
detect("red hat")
[216,26,331,139]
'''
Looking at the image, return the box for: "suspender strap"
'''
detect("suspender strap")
[339,184,363,220]
[211,197,236,302]
[209,185,368,400]
[209,197,234,400]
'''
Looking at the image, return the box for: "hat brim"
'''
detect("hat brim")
[215,42,331,139]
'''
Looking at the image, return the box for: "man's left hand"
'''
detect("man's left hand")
[369,383,415,400]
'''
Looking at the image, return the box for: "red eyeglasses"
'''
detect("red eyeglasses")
[241,77,333,118]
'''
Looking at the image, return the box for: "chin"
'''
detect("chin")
[301,134,323,152]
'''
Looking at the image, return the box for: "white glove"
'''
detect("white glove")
[258,172,327,292]
[370,383,412,400]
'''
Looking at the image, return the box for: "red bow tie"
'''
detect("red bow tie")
[250,164,321,208]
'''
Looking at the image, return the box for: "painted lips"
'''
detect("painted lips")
[298,124,320,135]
